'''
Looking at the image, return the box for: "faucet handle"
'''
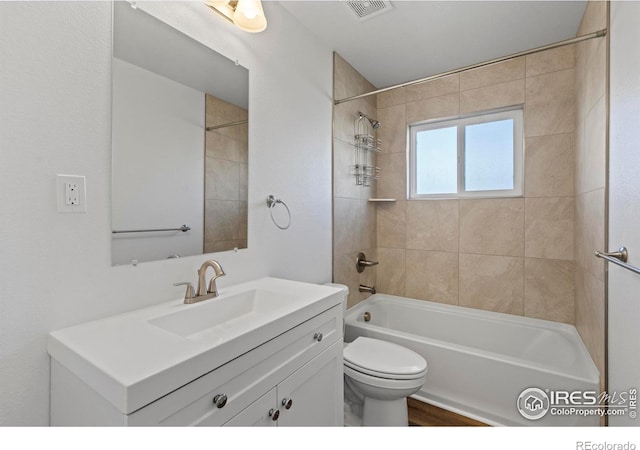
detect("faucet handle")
[173,282,195,302]
[356,252,379,273]
[207,272,225,296]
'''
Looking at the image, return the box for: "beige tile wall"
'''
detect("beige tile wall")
[574,0,608,394]
[333,53,378,308]
[374,47,577,325]
[204,94,248,253]
[332,2,607,406]
[334,1,608,406]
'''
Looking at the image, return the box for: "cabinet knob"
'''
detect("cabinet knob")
[268,408,280,421]
[213,394,227,409]
[313,332,323,342]
[281,398,293,409]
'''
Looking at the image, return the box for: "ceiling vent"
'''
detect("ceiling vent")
[345,1,393,22]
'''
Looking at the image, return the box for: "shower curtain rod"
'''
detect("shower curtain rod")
[205,119,248,132]
[334,28,607,105]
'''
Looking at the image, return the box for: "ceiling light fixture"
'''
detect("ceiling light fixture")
[206,0,267,33]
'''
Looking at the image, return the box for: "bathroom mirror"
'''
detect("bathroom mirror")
[111,2,249,266]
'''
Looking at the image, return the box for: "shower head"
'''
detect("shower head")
[359,112,380,129]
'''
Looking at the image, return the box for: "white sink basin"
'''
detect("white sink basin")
[148,289,296,338]
[47,277,343,414]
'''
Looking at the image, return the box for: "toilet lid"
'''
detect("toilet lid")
[343,337,427,379]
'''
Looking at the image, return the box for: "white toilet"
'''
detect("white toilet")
[326,283,428,426]
[343,337,428,426]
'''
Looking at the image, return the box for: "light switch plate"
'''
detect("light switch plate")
[57,174,86,213]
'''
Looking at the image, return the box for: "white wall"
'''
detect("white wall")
[608,0,640,427]
[111,58,205,265]
[0,1,333,425]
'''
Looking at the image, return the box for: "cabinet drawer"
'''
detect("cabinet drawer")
[126,305,340,426]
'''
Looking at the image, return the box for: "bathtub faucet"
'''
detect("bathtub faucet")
[359,284,376,294]
[356,252,379,273]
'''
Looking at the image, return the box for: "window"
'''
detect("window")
[409,108,523,199]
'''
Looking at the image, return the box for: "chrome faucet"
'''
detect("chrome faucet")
[356,252,378,273]
[359,285,376,294]
[197,259,226,298]
[174,259,226,304]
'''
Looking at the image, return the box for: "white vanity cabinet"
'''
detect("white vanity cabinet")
[271,340,342,426]
[124,306,342,426]
[50,280,344,428]
[223,387,278,426]
[224,341,342,427]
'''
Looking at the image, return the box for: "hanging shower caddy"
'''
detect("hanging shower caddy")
[353,112,381,186]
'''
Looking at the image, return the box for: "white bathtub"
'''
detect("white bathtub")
[344,294,600,426]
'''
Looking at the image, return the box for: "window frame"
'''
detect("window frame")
[408,107,524,199]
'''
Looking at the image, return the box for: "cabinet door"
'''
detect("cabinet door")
[223,388,277,427]
[276,341,343,427]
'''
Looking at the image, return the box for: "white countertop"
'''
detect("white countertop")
[48,277,342,414]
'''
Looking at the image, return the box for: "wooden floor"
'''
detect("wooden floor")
[407,398,489,427]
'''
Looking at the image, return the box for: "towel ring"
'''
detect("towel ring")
[266,195,291,230]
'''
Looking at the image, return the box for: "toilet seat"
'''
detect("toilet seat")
[343,337,427,380]
[343,364,427,391]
